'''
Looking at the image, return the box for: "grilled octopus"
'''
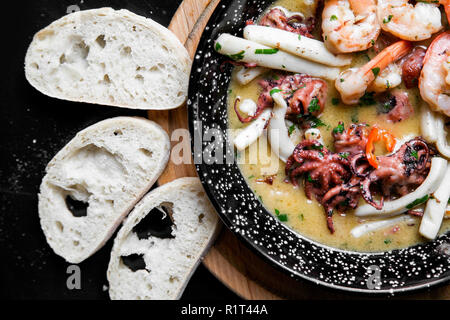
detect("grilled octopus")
[354,137,431,210]
[285,140,357,233]
[285,123,432,233]
[235,74,327,123]
[258,8,315,38]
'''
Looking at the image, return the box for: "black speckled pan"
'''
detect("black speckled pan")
[188,0,450,294]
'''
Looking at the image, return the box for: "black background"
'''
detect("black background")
[1,0,239,300]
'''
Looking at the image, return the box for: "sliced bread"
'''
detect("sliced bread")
[25,8,191,110]
[38,117,170,263]
[107,177,220,300]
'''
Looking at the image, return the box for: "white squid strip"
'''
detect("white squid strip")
[236,66,267,85]
[420,104,450,158]
[214,34,340,80]
[243,25,352,67]
[420,164,450,239]
[351,215,416,238]
[233,109,272,151]
[354,157,448,217]
[268,92,296,162]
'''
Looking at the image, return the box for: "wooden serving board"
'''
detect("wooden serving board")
[148,0,450,299]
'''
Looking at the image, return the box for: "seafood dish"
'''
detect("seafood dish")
[214,0,450,252]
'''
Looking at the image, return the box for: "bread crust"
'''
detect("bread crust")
[107,177,220,300]
[38,116,170,263]
[25,8,191,110]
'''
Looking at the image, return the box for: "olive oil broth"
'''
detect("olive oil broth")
[227,0,450,252]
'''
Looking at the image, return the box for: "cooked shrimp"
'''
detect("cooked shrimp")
[322,0,380,54]
[419,31,450,116]
[445,55,450,86]
[336,40,412,104]
[368,62,402,92]
[377,0,442,41]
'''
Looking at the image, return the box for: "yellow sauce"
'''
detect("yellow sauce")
[228,0,450,252]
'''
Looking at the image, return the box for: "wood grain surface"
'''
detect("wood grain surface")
[147,0,450,300]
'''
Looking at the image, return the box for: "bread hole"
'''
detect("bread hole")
[100,62,106,69]
[59,54,67,64]
[113,129,122,136]
[147,284,152,290]
[76,41,90,60]
[121,254,149,272]
[162,45,168,52]
[132,25,137,32]
[135,74,144,82]
[198,213,205,223]
[139,148,153,158]
[55,221,64,232]
[95,34,106,48]
[65,195,88,217]
[31,63,39,70]
[73,241,79,247]
[121,46,132,57]
[109,95,115,102]
[133,202,175,240]
[169,276,179,283]
[103,74,111,84]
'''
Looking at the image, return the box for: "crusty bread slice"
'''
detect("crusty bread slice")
[107,177,220,300]
[38,117,170,263]
[25,8,191,110]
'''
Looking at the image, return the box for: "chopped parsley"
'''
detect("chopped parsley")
[359,92,376,106]
[288,124,297,135]
[371,39,375,45]
[331,97,340,105]
[339,152,350,159]
[308,97,320,113]
[255,48,279,54]
[299,213,305,221]
[274,209,288,221]
[248,175,255,179]
[383,15,393,24]
[384,239,392,245]
[298,34,302,40]
[269,88,283,96]
[333,122,345,134]
[372,67,380,77]
[406,194,430,209]
[215,42,222,51]
[228,50,245,61]
[330,15,338,21]
[340,78,345,82]
[297,114,326,128]
[410,150,419,160]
